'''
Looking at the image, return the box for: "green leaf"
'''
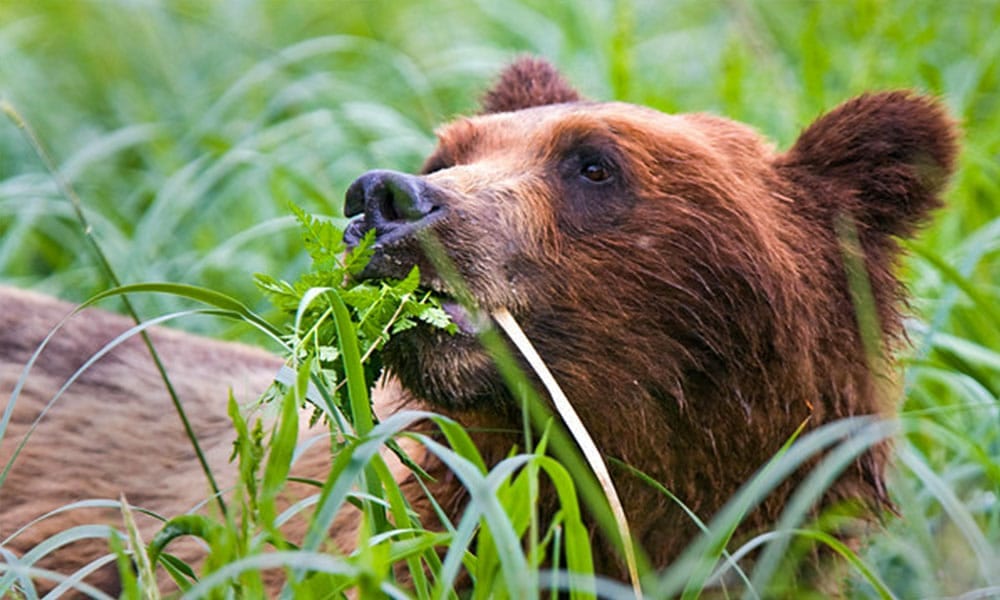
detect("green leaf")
[290,202,346,271]
[344,228,377,276]
[419,305,455,332]
[148,515,227,568]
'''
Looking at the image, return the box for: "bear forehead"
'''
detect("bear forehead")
[429,102,775,172]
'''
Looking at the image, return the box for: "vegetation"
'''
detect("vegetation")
[1,0,997,597]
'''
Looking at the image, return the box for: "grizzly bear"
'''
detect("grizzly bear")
[342,57,956,577]
[0,57,956,594]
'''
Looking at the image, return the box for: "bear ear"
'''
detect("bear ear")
[782,91,959,239]
[480,56,581,114]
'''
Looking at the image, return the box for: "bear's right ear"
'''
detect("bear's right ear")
[480,56,580,114]
[781,92,958,240]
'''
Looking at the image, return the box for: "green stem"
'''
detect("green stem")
[1,100,228,517]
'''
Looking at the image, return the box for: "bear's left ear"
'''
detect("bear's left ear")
[480,56,580,114]
[781,91,959,239]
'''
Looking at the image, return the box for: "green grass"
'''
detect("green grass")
[1,0,998,597]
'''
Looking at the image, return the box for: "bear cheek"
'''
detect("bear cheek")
[380,305,507,411]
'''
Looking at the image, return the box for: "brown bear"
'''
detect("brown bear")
[0,57,956,594]
[341,57,956,580]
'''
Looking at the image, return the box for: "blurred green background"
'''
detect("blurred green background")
[1,1,997,596]
[2,1,996,328]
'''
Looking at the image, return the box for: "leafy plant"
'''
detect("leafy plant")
[255,203,455,426]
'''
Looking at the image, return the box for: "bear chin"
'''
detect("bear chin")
[381,320,515,414]
[353,231,515,413]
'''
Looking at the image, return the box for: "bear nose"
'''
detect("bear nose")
[344,170,437,222]
[343,170,443,247]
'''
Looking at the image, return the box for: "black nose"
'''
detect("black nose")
[343,170,441,246]
[345,170,438,220]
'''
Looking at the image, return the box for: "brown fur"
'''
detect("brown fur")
[1,57,957,593]
[0,287,365,594]
[478,56,580,115]
[348,58,957,578]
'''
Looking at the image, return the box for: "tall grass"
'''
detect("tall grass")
[1,0,997,597]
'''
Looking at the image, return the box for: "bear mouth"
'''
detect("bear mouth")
[342,207,447,251]
[440,300,490,335]
[343,209,443,283]
[341,168,496,338]
[341,170,521,409]
[344,215,490,336]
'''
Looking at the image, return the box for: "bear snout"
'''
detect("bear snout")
[343,169,446,248]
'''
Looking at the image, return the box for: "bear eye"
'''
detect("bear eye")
[580,161,612,183]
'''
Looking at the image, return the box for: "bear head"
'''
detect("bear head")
[342,56,957,571]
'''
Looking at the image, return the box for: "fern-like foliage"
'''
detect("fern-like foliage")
[255,204,455,424]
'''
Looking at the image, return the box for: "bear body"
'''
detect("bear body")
[0,287,291,592]
[0,58,957,591]
[0,287,398,593]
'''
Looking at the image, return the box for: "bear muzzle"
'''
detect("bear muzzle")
[343,169,447,248]
[343,168,460,299]
[344,169,493,336]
